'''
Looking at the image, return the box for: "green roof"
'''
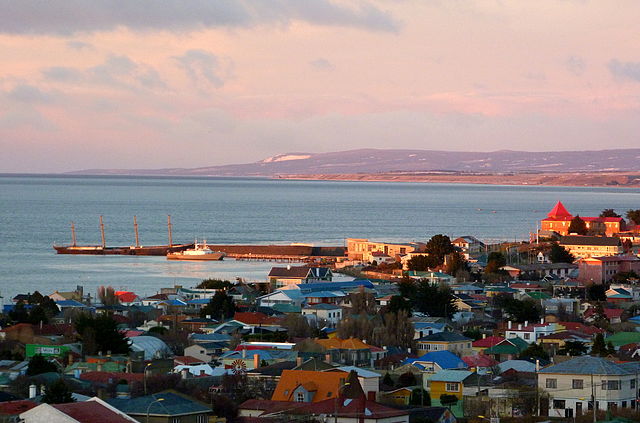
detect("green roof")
[272,304,301,313]
[605,332,640,347]
[527,292,551,300]
[484,337,529,355]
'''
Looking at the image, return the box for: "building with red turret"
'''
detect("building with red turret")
[540,201,625,236]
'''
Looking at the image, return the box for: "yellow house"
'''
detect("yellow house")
[426,369,473,417]
[559,235,622,259]
[379,387,413,406]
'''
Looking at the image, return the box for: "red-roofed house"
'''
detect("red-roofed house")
[471,336,505,353]
[0,400,38,419]
[584,307,624,324]
[462,355,498,372]
[115,291,140,305]
[541,201,626,236]
[20,397,138,423]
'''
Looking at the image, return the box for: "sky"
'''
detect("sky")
[1,0,639,172]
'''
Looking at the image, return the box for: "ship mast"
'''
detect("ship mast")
[167,215,173,247]
[133,215,140,247]
[71,222,77,247]
[99,215,106,248]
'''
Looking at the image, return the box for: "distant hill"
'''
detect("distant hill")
[69,148,640,176]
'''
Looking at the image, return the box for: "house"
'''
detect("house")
[583,307,623,325]
[504,321,562,344]
[538,356,640,418]
[604,332,640,349]
[483,337,529,361]
[301,303,343,327]
[578,255,640,284]
[379,387,413,405]
[324,366,381,400]
[452,236,485,259]
[413,322,450,339]
[256,290,304,309]
[559,236,623,259]
[0,400,37,421]
[471,336,505,354]
[416,332,472,356]
[369,251,396,265]
[21,397,138,423]
[346,238,426,261]
[114,291,141,306]
[220,349,296,371]
[314,338,373,367]
[405,271,456,285]
[513,263,578,280]
[271,369,349,402]
[461,355,497,374]
[403,351,467,373]
[540,201,626,236]
[107,391,212,423]
[184,342,227,363]
[268,266,332,289]
[425,369,474,417]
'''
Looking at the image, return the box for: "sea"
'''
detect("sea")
[0,174,638,304]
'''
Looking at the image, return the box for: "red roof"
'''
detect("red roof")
[462,355,498,367]
[232,312,281,326]
[472,336,505,348]
[558,322,603,335]
[53,401,135,423]
[547,201,573,219]
[115,291,138,303]
[584,307,623,320]
[174,356,205,365]
[0,400,37,415]
[79,372,144,384]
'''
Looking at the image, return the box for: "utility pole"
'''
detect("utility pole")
[591,373,596,423]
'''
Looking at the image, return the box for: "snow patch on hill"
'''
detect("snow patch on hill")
[261,154,312,163]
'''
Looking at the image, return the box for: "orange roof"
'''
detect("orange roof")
[271,370,348,402]
[315,337,372,350]
[547,201,573,219]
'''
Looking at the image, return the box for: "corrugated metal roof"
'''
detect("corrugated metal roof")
[539,356,631,375]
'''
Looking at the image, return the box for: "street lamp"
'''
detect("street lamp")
[146,398,164,423]
[144,363,152,395]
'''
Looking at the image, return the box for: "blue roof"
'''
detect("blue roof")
[304,291,345,298]
[190,333,231,342]
[160,299,187,306]
[414,322,446,330]
[404,351,467,369]
[107,392,211,416]
[297,280,374,294]
[187,299,211,304]
[539,356,633,376]
[417,332,471,342]
[220,349,295,361]
[426,369,473,382]
[55,300,87,308]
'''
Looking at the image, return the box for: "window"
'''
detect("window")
[524,333,530,340]
[632,379,636,389]
[602,380,620,390]
[553,400,565,409]
[572,379,584,389]
[622,401,627,408]
[546,378,557,389]
[171,418,181,423]
[296,392,305,402]
[445,383,459,392]
[197,416,207,423]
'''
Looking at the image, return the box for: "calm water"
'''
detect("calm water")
[0,175,638,303]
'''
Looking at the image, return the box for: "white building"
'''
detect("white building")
[538,356,640,418]
[302,303,343,327]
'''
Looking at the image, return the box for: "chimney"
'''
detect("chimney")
[524,320,528,328]
[68,352,74,365]
[97,362,103,372]
[29,385,37,399]
[540,318,544,324]
[181,368,189,379]
[287,265,291,270]
[296,356,303,367]
[508,321,512,329]
[482,333,487,339]
[324,353,332,364]
[253,354,260,369]
[518,324,522,330]
[206,315,211,320]
[242,348,246,359]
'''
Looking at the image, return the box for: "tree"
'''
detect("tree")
[444,252,467,276]
[9,301,29,323]
[413,281,457,318]
[282,314,311,339]
[440,394,458,407]
[397,371,417,387]
[42,378,74,404]
[600,209,621,218]
[586,284,607,301]
[406,255,436,271]
[26,354,57,376]
[200,291,236,320]
[484,252,507,274]
[410,388,431,406]
[75,313,130,355]
[626,209,640,225]
[196,279,232,290]
[382,373,393,386]
[591,333,609,357]
[519,343,550,361]
[98,286,120,306]
[495,296,540,323]
[548,242,575,264]
[612,271,639,283]
[568,215,588,235]
[348,290,376,315]
[386,295,412,316]
[558,340,588,356]
[589,303,610,330]
[425,235,455,266]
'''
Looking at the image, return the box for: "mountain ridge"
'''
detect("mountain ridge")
[67,148,640,176]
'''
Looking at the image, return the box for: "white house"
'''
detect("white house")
[538,356,640,418]
[301,303,343,327]
[504,321,560,344]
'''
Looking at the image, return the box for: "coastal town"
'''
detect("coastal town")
[1,202,640,423]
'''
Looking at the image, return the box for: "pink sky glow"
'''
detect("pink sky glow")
[0,0,639,172]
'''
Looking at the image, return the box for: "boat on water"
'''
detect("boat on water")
[167,240,226,261]
[53,216,192,256]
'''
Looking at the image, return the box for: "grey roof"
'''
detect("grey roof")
[303,303,341,310]
[107,392,211,416]
[539,356,632,376]
[417,332,471,342]
[559,236,621,247]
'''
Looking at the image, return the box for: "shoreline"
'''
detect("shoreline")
[274,171,640,188]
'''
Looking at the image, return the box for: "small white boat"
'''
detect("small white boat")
[167,240,226,261]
